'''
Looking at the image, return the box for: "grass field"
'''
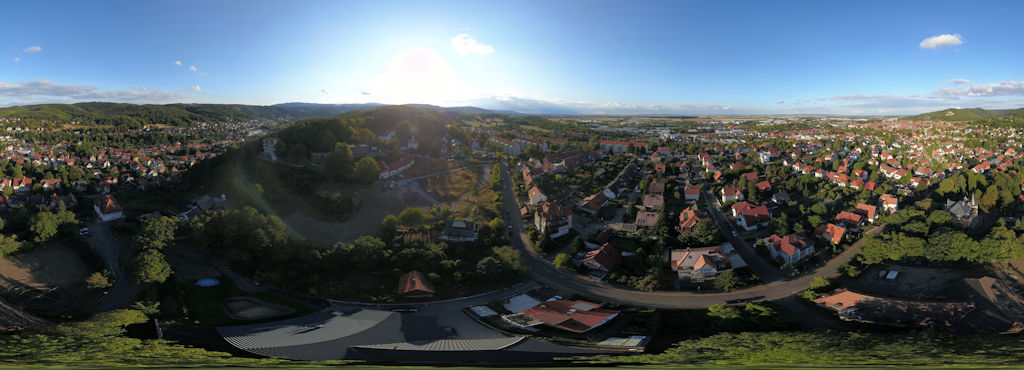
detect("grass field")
[419,168,480,203]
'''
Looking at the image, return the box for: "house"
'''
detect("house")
[677,205,702,233]
[647,178,665,196]
[684,185,700,201]
[854,203,877,223]
[834,211,864,230]
[262,137,278,161]
[439,219,478,242]
[879,194,898,213]
[670,246,731,282]
[731,201,770,231]
[945,196,980,229]
[755,180,772,192]
[814,223,847,244]
[766,232,815,264]
[581,243,620,272]
[377,154,415,180]
[397,270,435,298]
[771,191,791,204]
[721,185,744,203]
[635,211,660,229]
[535,201,573,238]
[759,151,773,164]
[641,194,664,210]
[514,299,620,333]
[528,186,548,205]
[579,192,609,215]
[93,194,124,222]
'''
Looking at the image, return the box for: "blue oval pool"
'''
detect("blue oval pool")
[195,278,220,287]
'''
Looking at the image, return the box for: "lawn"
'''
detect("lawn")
[177,278,317,327]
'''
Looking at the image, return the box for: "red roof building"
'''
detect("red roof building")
[397,270,436,298]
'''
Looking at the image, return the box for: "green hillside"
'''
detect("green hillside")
[903,107,996,121]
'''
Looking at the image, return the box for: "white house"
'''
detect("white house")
[94,195,124,222]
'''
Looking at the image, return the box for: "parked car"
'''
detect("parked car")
[79,227,92,238]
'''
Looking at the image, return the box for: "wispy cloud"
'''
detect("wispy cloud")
[190,85,203,92]
[776,100,784,104]
[450,34,494,56]
[12,57,20,63]
[919,33,962,49]
[189,66,198,72]
[321,89,330,95]
[22,46,42,53]
[0,79,179,105]
[935,79,1024,98]
[174,60,183,67]
[946,79,971,85]
[199,72,208,77]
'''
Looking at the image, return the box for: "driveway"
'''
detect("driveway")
[86,220,142,313]
[498,160,878,309]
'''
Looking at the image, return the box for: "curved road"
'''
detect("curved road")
[499,160,880,309]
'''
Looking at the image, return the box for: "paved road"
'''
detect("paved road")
[86,221,142,313]
[699,189,781,281]
[499,160,881,309]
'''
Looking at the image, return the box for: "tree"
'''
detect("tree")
[570,236,586,254]
[323,143,354,181]
[713,270,743,292]
[398,207,426,229]
[341,236,390,268]
[86,270,113,289]
[744,302,776,317]
[475,256,503,278]
[133,249,172,284]
[980,185,999,213]
[381,214,400,241]
[925,210,952,227]
[0,234,23,257]
[352,157,380,184]
[492,246,526,277]
[130,301,161,316]
[30,209,77,243]
[809,276,831,290]
[707,303,742,319]
[133,217,177,250]
[553,253,573,270]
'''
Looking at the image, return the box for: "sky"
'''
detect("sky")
[3,0,1024,115]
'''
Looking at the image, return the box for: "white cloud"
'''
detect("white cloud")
[946,79,971,85]
[190,85,202,92]
[189,66,198,72]
[0,79,179,105]
[776,100,784,104]
[935,79,1024,98]
[174,60,183,67]
[450,34,494,56]
[22,46,42,53]
[919,33,962,49]
[199,72,208,77]
[12,57,20,63]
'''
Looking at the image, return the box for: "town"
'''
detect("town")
[2,101,1024,366]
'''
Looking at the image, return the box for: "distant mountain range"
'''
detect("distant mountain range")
[902,107,1024,121]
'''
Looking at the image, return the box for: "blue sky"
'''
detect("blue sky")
[3,0,1024,115]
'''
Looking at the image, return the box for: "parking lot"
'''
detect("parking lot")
[848,265,963,298]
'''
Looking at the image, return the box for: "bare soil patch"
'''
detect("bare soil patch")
[0,245,90,315]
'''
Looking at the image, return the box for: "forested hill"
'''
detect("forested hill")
[903,107,1024,121]
[270,105,475,157]
[0,102,518,127]
[0,102,388,126]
